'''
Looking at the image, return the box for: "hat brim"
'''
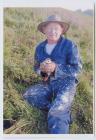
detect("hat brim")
[37,21,69,34]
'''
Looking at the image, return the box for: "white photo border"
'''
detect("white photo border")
[0,0,95,140]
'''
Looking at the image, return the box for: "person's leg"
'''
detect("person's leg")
[23,83,52,110]
[48,77,76,134]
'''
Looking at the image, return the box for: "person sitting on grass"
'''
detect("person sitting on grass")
[23,15,82,134]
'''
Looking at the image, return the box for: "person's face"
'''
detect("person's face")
[43,22,63,42]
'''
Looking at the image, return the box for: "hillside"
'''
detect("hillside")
[76,9,93,16]
[4,8,93,134]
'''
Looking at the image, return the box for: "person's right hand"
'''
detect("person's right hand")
[40,62,48,73]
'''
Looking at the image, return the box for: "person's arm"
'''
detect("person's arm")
[34,47,41,75]
[34,47,49,81]
[55,42,82,78]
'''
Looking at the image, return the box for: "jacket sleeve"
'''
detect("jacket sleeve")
[55,42,82,78]
[34,47,41,75]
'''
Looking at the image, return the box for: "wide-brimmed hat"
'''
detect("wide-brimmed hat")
[37,15,69,34]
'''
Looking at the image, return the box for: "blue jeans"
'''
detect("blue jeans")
[23,77,76,134]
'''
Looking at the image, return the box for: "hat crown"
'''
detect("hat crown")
[38,15,69,34]
[46,15,62,22]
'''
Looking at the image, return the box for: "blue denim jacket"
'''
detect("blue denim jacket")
[34,36,82,80]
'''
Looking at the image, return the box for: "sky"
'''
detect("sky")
[0,0,94,11]
[56,0,93,11]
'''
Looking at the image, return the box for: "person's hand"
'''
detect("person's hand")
[46,61,56,73]
[40,62,48,73]
[40,59,56,73]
